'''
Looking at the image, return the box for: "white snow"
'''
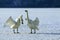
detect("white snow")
[0,8,60,40]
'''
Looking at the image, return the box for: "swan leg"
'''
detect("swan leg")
[17,28,19,33]
[31,29,32,34]
[13,29,15,33]
[34,29,36,34]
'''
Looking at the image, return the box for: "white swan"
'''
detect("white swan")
[25,10,39,34]
[4,15,23,33]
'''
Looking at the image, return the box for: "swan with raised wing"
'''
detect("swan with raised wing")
[4,15,23,33]
[25,10,39,34]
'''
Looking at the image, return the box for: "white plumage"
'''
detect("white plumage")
[5,16,16,28]
[27,18,39,30]
[4,15,23,33]
[25,10,39,33]
[33,17,39,26]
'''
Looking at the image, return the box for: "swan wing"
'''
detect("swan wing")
[5,16,16,27]
[33,17,39,26]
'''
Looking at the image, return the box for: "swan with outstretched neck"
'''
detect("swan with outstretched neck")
[25,10,39,34]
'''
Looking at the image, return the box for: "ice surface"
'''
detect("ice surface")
[0,8,60,40]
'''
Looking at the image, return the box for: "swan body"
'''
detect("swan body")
[4,15,23,33]
[27,18,39,30]
[25,10,39,33]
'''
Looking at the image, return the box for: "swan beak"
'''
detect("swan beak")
[20,15,23,24]
[22,19,23,24]
[22,21,23,24]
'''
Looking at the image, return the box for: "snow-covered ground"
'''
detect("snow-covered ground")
[0,8,60,40]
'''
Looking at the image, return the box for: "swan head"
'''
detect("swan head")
[16,15,23,24]
[25,10,28,12]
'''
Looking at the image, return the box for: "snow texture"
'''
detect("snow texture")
[0,8,60,40]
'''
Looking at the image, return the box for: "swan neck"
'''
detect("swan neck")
[26,11,29,22]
